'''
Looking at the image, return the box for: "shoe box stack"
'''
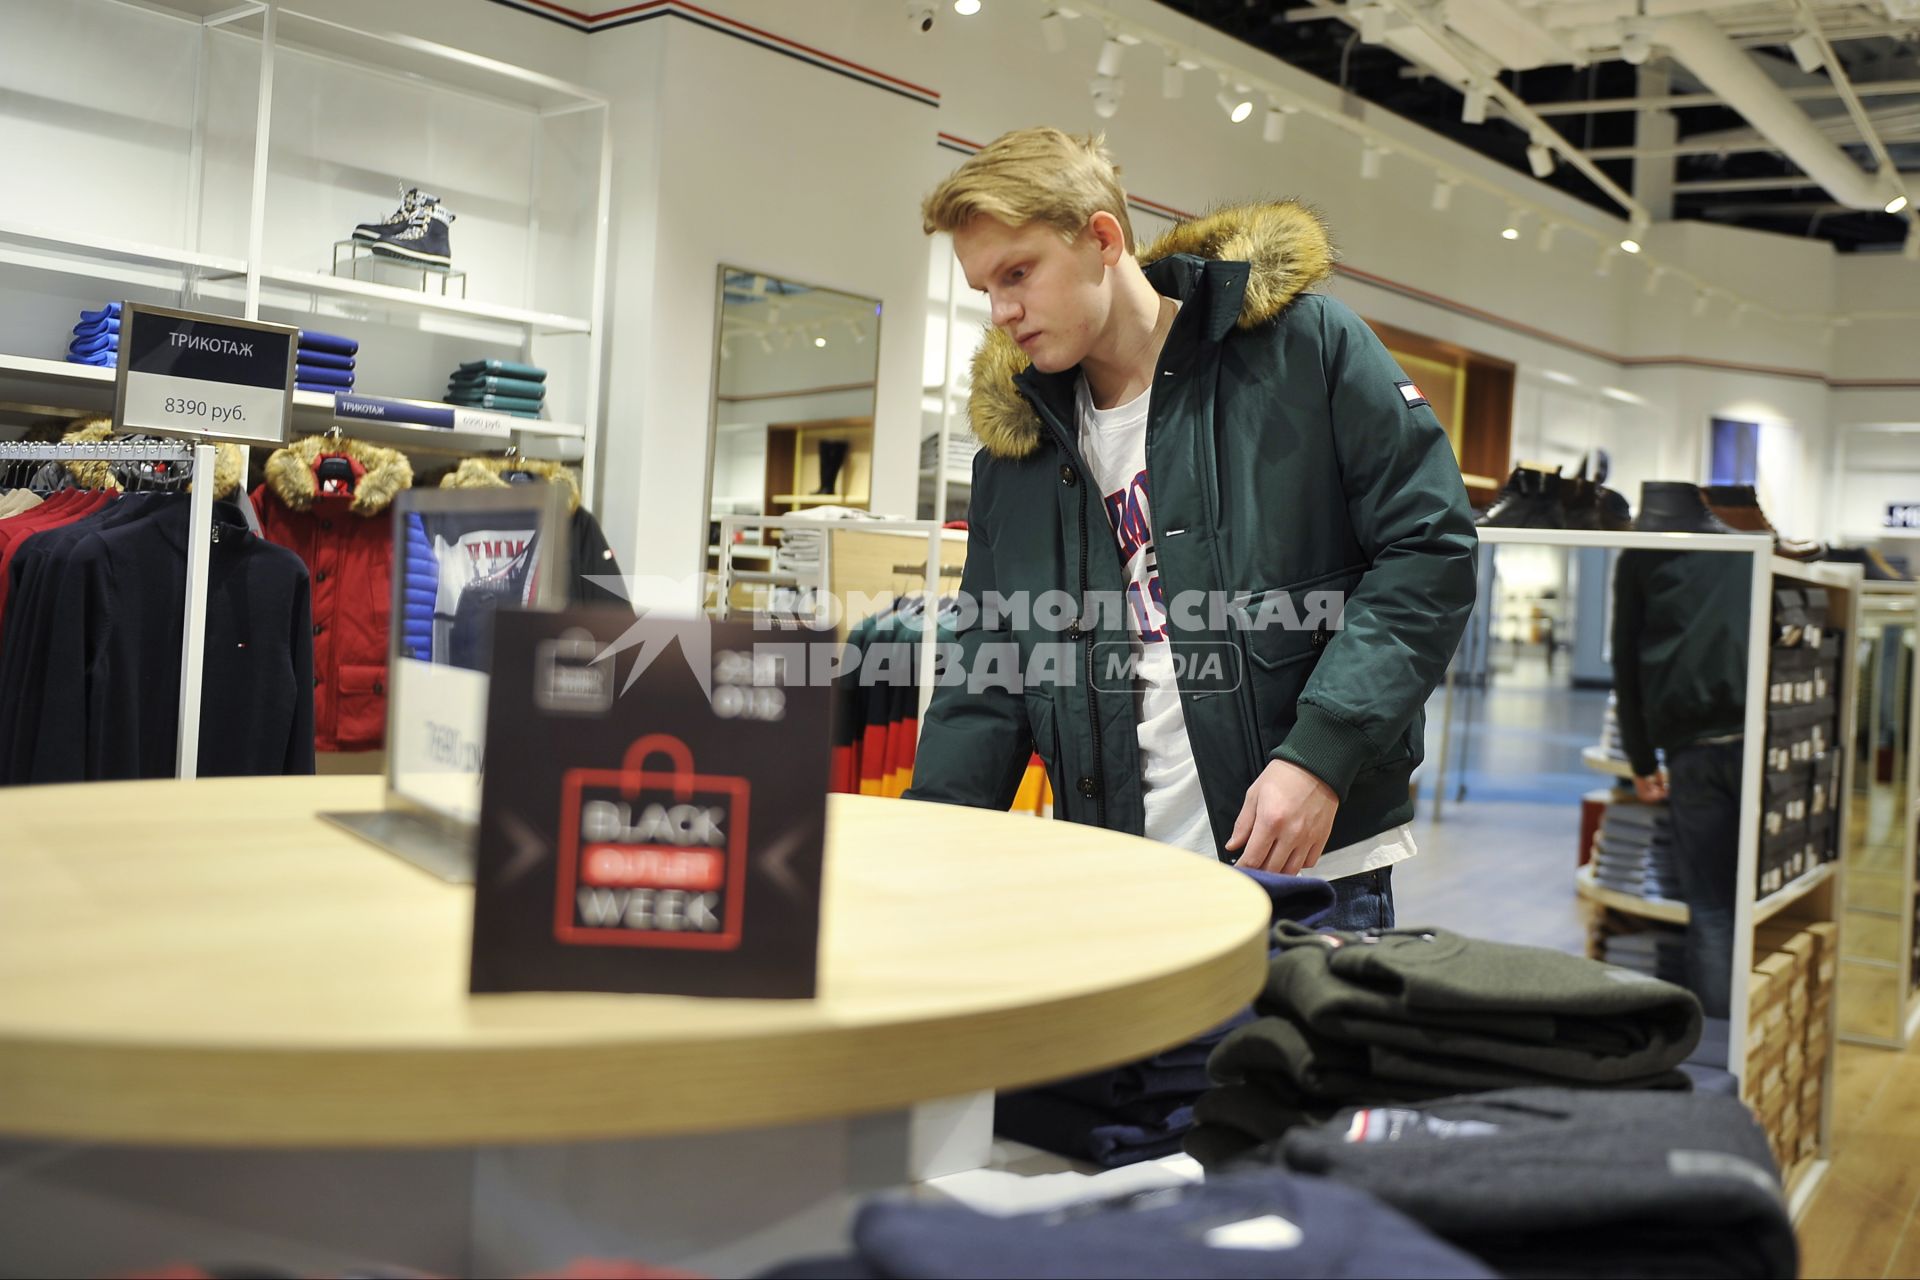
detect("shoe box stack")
[445,359,545,418]
[1596,694,1633,768]
[920,431,980,479]
[65,302,120,367]
[1590,800,1681,904]
[295,329,358,394]
[1743,919,1837,1185]
[1760,587,1844,897]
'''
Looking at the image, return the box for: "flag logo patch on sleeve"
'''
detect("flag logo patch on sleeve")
[1396,380,1429,409]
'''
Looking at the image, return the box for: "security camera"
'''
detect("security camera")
[906,1,934,31]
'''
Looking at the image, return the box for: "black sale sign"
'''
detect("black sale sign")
[469,608,831,998]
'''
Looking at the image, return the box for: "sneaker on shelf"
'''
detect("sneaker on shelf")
[371,203,455,267]
[352,185,436,242]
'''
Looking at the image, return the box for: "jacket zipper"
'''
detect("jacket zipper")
[1076,476,1107,828]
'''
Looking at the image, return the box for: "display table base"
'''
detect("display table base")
[0,1094,993,1278]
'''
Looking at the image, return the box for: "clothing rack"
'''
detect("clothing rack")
[0,438,217,780]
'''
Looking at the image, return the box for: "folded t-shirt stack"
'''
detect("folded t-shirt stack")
[65,303,121,368]
[1591,800,1681,903]
[1258,1088,1794,1279]
[994,871,1336,1168]
[446,359,546,418]
[1186,923,1705,1169]
[297,329,358,394]
[761,1165,1495,1280]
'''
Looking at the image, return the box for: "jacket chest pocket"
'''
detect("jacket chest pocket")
[1238,565,1364,751]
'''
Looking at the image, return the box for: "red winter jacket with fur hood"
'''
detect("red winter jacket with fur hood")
[252,435,413,752]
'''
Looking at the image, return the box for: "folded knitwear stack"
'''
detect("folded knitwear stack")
[65,303,121,368]
[447,359,546,418]
[296,329,358,394]
[1185,923,1706,1169]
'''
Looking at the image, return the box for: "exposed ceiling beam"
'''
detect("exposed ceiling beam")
[1789,0,1906,209]
[1526,77,1920,116]
[1674,174,1823,191]
[1585,141,1786,157]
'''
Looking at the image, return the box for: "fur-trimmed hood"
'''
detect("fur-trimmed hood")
[968,200,1336,461]
[439,456,581,512]
[264,434,413,516]
[62,418,244,499]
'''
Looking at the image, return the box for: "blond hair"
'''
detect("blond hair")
[921,127,1135,253]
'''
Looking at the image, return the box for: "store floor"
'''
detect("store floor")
[1799,1038,1920,1278]
[1402,649,1598,954]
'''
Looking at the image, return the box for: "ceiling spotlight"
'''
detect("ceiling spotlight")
[1692,290,1711,317]
[1263,104,1289,144]
[906,0,934,32]
[1644,266,1666,296]
[1527,142,1555,179]
[953,0,980,13]
[1882,173,1910,214]
[1356,4,1389,44]
[845,319,866,343]
[1619,236,1643,254]
[1501,225,1520,241]
[1360,145,1386,180]
[767,303,781,323]
[1090,73,1123,118]
[1096,33,1126,77]
[720,340,731,359]
[1595,246,1617,277]
[814,335,829,347]
[1217,82,1254,122]
[1501,207,1523,240]
[1537,222,1558,251]
[1461,84,1490,125]
[757,334,774,355]
[1619,30,1652,64]
[1788,31,1824,73]
[1431,177,1456,212]
[1039,8,1069,52]
[1162,52,1185,98]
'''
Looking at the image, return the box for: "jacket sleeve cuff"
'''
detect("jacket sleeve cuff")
[1272,702,1376,801]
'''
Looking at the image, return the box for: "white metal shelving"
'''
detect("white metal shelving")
[1453,527,1858,1212]
[0,0,611,497]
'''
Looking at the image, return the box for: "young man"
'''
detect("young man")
[904,128,1477,927]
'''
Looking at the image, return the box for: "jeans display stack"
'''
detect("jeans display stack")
[1590,801,1681,906]
[1183,924,1705,1170]
[64,302,120,367]
[446,358,546,418]
[994,871,1337,1168]
[295,329,358,394]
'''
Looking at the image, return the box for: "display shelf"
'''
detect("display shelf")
[1475,527,1773,554]
[242,6,605,113]
[0,354,115,420]
[1771,557,1863,589]
[1753,862,1839,927]
[247,269,591,336]
[772,493,871,506]
[0,219,247,277]
[1574,864,1690,925]
[1580,746,1635,779]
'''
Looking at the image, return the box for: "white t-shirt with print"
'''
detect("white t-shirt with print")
[1073,373,1416,882]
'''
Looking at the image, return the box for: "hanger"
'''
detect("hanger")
[501,445,537,485]
[315,421,356,495]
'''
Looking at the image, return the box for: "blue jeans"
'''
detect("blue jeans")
[1666,739,1743,1020]
[1321,866,1396,932]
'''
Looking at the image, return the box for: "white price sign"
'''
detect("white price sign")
[114,304,296,447]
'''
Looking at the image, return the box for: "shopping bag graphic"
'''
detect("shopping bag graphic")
[553,733,751,950]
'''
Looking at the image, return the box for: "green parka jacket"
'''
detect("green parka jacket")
[904,202,1478,855]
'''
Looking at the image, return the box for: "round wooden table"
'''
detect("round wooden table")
[0,777,1268,1274]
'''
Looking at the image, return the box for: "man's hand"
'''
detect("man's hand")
[1633,771,1669,804]
[1225,759,1340,875]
